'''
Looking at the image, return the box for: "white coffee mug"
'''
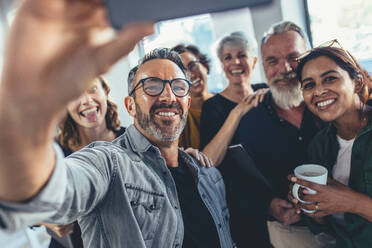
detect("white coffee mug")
[292,164,328,213]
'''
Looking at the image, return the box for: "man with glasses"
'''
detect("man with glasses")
[0,8,235,244]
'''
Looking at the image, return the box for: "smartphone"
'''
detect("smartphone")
[105,0,272,30]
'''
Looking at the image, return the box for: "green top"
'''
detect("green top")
[305,114,372,248]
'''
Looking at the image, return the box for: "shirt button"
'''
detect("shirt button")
[175,244,180,248]
[174,205,179,209]
[218,223,222,228]
[298,136,303,141]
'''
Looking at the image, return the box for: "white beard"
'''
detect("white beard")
[270,82,303,109]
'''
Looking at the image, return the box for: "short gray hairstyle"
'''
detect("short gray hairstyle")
[216,31,258,61]
[261,21,310,50]
[127,48,188,96]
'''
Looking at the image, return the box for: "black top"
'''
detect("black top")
[235,93,322,199]
[168,157,220,248]
[200,83,267,149]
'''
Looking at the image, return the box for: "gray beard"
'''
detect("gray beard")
[270,82,303,109]
[135,103,187,142]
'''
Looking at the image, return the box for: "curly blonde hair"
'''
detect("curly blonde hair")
[58,76,121,149]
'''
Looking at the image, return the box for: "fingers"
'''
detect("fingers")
[287,191,301,214]
[56,225,74,237]
[290,176,324,192]
[94,22,154,74]
[298,201,318,212]
[282,208,301,225]
[198,152,214,168]
[184,148,214,168]
[198,152,206,167]
[46,223,75,237]
[277,199,293,209]
[288,174,295,181]
[185,148,205,166]
[202,153,214,168]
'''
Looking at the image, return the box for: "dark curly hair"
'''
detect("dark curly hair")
[58,76,121,149]
[171,44,210,74]
[297,46,371,105]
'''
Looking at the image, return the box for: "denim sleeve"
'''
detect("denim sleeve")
[0,142,113,232]
[0,143,68,232]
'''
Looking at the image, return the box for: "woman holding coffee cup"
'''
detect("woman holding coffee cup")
[288,45,372,248]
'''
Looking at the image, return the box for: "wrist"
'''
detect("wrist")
[350,191,370,216]
[231,106,244,120]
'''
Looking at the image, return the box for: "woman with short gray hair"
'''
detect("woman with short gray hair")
[200,32,268,166]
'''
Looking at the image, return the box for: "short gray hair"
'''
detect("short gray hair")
[216,31,258,61]
[127,48,188,96]
[261,21,310,50]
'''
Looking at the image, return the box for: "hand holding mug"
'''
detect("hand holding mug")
[291,164,328,213]
[290,176,358,217]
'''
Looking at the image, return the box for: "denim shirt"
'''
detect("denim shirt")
[0,125,235,248]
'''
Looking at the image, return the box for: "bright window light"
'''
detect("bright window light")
[307,0,372,73]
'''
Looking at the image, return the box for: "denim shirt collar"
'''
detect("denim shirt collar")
[125,124,153,153]
[124,124,201,178]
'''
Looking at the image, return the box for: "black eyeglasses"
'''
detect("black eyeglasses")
[129,77,191,97]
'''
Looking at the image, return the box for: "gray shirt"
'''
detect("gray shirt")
[0,125,235,248]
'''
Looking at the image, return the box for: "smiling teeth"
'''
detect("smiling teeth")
[192,79,201,85]
[231,70,243,74]
[82,108,97,116]
[158,112,175,116]
[317,99,335,107]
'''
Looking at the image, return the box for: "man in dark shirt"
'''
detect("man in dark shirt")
[169,150,221,248]
[232,21,323,248]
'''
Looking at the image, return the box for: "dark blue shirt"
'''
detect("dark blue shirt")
[235,92,322,199]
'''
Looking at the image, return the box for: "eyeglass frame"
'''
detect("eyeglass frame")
[129,77,192,97]
[296,39,356,66]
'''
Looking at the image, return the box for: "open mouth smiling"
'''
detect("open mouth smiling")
[230,69,245,76]
[314,98,336,110]
[80,106,99,117]
[154,109,180,119]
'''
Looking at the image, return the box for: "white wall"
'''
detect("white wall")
[211,8,264,84]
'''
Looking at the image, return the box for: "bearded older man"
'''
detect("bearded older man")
[229,21,324,248]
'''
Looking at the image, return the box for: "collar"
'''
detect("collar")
[125,124,153,153]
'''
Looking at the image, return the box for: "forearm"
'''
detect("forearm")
[202,108,242,166]
[0,93,60,202]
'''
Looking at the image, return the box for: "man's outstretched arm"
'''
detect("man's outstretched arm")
[0,0,153,202]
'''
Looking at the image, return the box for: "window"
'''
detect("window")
[141,14,226,93]
[306,0,372,74]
